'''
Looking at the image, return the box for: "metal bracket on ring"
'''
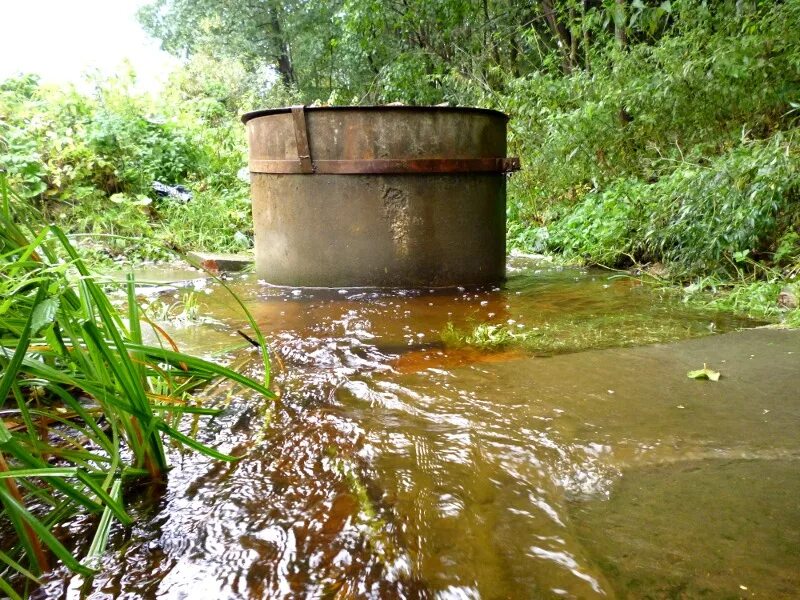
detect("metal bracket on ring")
[290,105,314,174]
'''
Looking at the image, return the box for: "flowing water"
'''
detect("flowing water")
[39,257,800,599]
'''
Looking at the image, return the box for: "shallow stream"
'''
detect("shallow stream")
[40,257,800,599]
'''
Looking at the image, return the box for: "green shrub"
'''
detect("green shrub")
[544,132,800,274]
[501,0,800,211]
[157,185,253,253]
[0,64,258,262]
[547,178,651,265]
[644,133,800,272]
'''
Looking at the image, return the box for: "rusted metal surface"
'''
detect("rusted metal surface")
[186,251,253,274]
[242,105,507,122]
[249,156,521,174]
[244,105,517,287]
[290,105,313,174]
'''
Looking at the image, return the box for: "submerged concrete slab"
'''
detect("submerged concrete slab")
[489,327,800,401]
[187,252,254,274]
[483,327,800,460]
[101,265,210,288]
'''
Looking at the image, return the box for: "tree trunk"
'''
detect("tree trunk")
[569,5,578,68]
[614,0,627,48]
[541,0,575,73]
[267,3,296,88]
[583,0,591,70]
[614,0,632,126]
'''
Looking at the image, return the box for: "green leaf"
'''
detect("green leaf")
[31,297,60,335]
[0,548,40,585]
[0,467,78,479]
[0,422,10,444]
[687,363,721,381]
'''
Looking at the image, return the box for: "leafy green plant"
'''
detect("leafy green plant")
[644,133,800,272]
[157,186,253,253]
[146,291,202,323]
[774,231,800,269]
[499,0,800,212]
[442,322,522,351]
[441,309,733,356]
[681,274,799,323]
[547,178,650,266]
[0,67,254,264]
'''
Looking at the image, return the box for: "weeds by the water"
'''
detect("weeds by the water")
[442,314,720,356]
[145,291,202,324]
[0,174,273,595]
[441,322,522,351]
[676,253,800,325]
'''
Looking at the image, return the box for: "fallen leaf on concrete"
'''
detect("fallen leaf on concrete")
[687,363,721,381]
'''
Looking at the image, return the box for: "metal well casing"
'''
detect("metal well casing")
[242,106,516,287]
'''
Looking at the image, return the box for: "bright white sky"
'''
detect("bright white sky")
[0,0,180,92]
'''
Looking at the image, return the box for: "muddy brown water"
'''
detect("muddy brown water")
[38,257,800,599]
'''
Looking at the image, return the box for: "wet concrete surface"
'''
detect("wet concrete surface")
[36,260,800,599]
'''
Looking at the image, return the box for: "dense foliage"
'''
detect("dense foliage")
[137,0,798,286]
[0,63,264,262]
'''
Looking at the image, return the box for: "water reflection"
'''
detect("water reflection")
[38,258,800,599]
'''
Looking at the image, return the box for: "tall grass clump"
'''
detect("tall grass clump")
[0,173,272,597]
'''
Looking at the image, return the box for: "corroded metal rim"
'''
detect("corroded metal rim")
[241,104,509,124]
[246,105,520,175]
[249,157,521,174]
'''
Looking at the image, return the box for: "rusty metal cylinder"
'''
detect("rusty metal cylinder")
[242,106,518,287]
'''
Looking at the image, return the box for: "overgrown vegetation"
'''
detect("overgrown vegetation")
[141,0,799,322]
[0,175,272,596]
[0,63,265,264]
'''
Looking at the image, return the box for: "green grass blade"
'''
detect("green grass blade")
[126,274,146,387]
[83,479,122,570]
[0,548,40,586]
[80,321,166,474]
[0,486,94,576]
[150,405,222,416]
[0,468,79,479]
[125,343,275,399]
[0,172,10,221]
[2,439,101,512]
[75,471,131,526]
[0,487,43,575]
[181,253,271,384]
[0,550,41,585]
[0,575,23,600]
[0,286,46,411]
[155,421,240,461]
